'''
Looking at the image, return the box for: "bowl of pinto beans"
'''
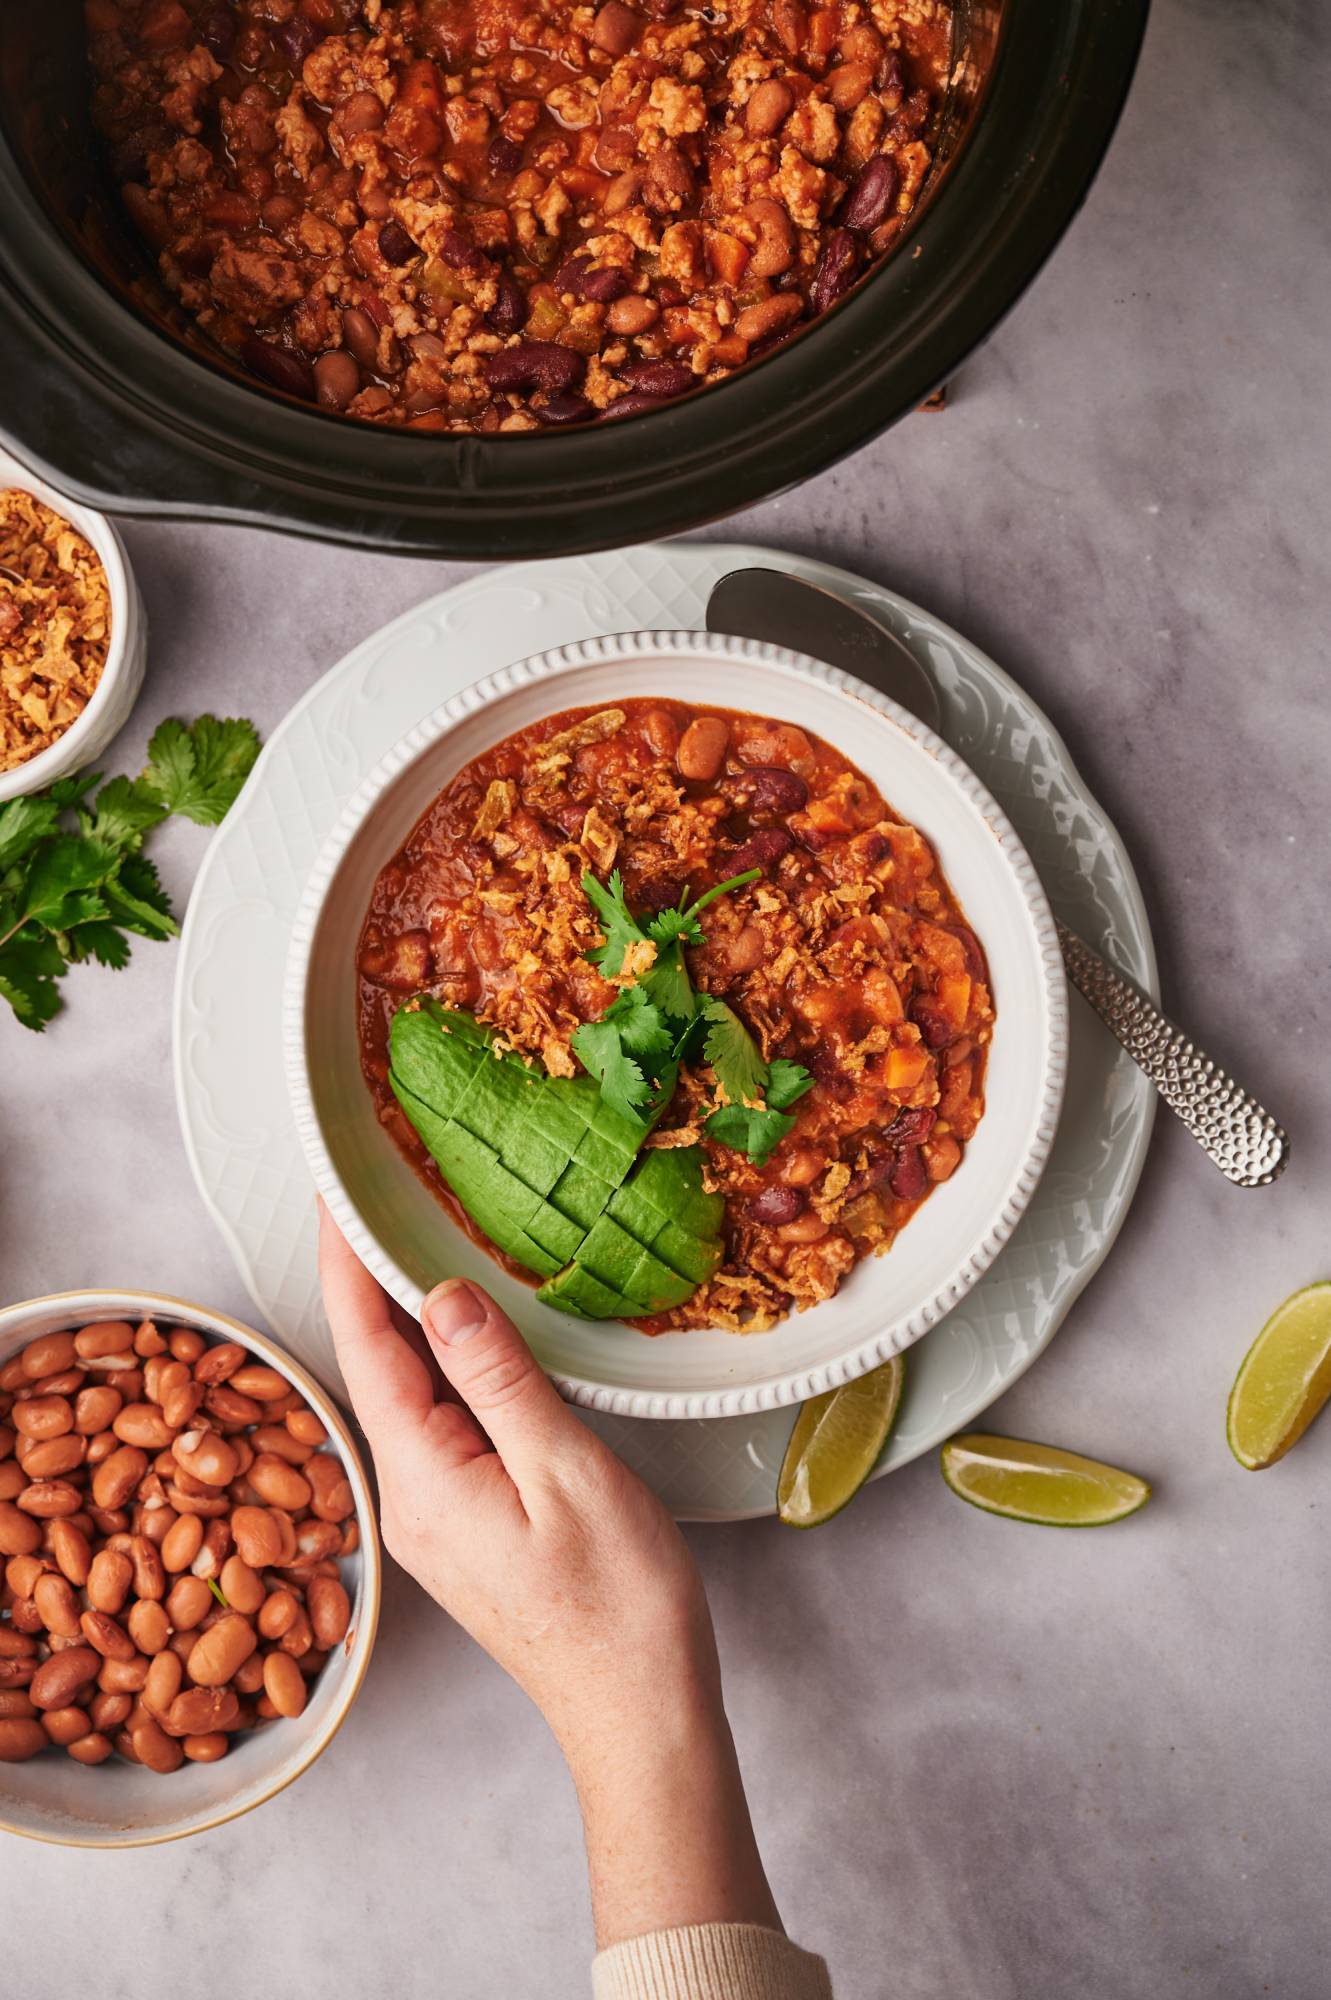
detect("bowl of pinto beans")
[288,630,1067,1420]
[0,1290,380,1847]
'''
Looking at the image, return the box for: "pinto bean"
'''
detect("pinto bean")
[112,1404,175,1451]
[746,77,795,136]
[0,1718,48,1760]
[160,1511,204,1574]
[231,1505,284,1568]
[16,1480,82,1519]
[74,1322,136,1360]
[734,292,803,346]
[48,1519,91,1586]
[42,1705,92,1747]
[92,1445,147,1512]
[307,1575,351,1650]
[13,1396,73,1442]
[592,0,640,52]
[305,1456,355,1524]
[34,1573,83,1640]
[606,294,659,336]
[187,1615,258,1688]
[21,1333,78,1380]
[30,1646,99,1711]
[21,1435,86,1479]
[777,1211,830,1244]
[165,1574,213,1632]
[313,349,361,411]
[0,1501,41,1557]
[677,716,729,781]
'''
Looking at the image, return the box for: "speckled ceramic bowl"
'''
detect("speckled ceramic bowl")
[0,1290,380,1849]
[286,631,1067,1419]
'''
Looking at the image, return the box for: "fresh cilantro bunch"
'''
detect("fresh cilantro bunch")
[573,869,813,1162]
[0,715,261,1032]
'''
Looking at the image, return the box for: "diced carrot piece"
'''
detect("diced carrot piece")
[708,334,749,367]
[559,167,606,199]
[399,58,446,117]
[706,231,750,286]
[937,973,971,1029]
[917,922,967,975]
[886,1044,930,1091]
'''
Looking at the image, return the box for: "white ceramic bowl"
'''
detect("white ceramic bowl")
[285,631,1068,1420]
[0,446,147,802]
[0,1290,380,1848]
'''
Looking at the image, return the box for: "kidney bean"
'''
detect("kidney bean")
[74,1323,135,1361]
[92,1445,147,1512]
[487,133,523,177]
[198,5,236,57]
[619,359,694,399]
[272,15,322,64]
[727,827,794,876]
[0,1501,41,1558]
[890,1145,928,1202]
[908,998,952,1049]
[240,335,315,400]
[0,1718,48,1760]
[745,1185,806,1227]
[188,1615,258,1688]
[724,765,809,815]
[677,715,729,781]
[535,393,595,427]
[809,229,860,316]
[378,218,418,265]
[583,263,631,305]
[30,1646,98,1711]
[308,1575,351,1650]
[843,154,899,235]
[485,341,585,395]
[888,1106,937,1147]
[600,391,671,423]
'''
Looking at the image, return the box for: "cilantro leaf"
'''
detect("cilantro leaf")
[603,983,673,1060]
[142,715,261,826]
[640,942,696,1026]
[646,905,705,950]
[572,1018,651,1124]
[704,1103,798,1167]
[103,855,177,940]
[766,1059,814,1111]
[0,714,258,1033]
[82,774,167,850]
[582,869,648,981]
[64,921,133,969]
[701,997,768,1108]
[0,928,68,1031]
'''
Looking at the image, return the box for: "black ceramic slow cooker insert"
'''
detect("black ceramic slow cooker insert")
[0,0,1148,558]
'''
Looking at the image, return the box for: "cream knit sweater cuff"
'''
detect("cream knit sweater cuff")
[592,1923,833,2000]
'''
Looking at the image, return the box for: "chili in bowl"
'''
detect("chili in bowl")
[285,630,1067,1420]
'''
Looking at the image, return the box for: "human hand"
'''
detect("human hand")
[317,1203,714,1764]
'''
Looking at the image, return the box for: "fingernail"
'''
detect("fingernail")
[424,1281,486,1346]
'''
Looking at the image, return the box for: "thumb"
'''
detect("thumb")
[420,1279,575,1495]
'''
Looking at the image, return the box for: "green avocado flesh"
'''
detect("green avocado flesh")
[389,1003,724,1321]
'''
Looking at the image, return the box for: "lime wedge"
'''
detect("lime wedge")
[777,1357,905,1528]
[1227,1281,1331,1470]
[940,1434,1150,1526]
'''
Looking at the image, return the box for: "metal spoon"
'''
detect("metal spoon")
[706,567,1290,1188]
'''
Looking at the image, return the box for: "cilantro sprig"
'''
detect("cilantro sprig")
[0,715,261,1032]
[572,868,814,1159]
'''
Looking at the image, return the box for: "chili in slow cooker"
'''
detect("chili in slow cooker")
[85,0,952,433]
[357,699,992,1332]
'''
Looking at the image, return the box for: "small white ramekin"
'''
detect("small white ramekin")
[0,446,147,803]
[0,1289,380,1849]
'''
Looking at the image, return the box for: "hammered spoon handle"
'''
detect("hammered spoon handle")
[1055,920,1289,1187]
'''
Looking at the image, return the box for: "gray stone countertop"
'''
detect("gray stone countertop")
[3,1,1330,1994]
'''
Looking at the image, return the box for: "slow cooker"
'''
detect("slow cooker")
[0,0,1148,558]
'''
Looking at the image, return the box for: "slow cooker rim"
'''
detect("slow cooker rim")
[0,0,1150,557]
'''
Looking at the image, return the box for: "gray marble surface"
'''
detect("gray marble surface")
[4,1,1330,1993]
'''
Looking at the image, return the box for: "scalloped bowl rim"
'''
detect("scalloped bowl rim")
[283,630,1067,1419]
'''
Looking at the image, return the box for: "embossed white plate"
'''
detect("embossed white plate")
[173,545,1156,1518]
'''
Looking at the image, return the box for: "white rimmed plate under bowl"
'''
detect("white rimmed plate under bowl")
[284,629,1067,1421]
[0,1289,381,1849]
